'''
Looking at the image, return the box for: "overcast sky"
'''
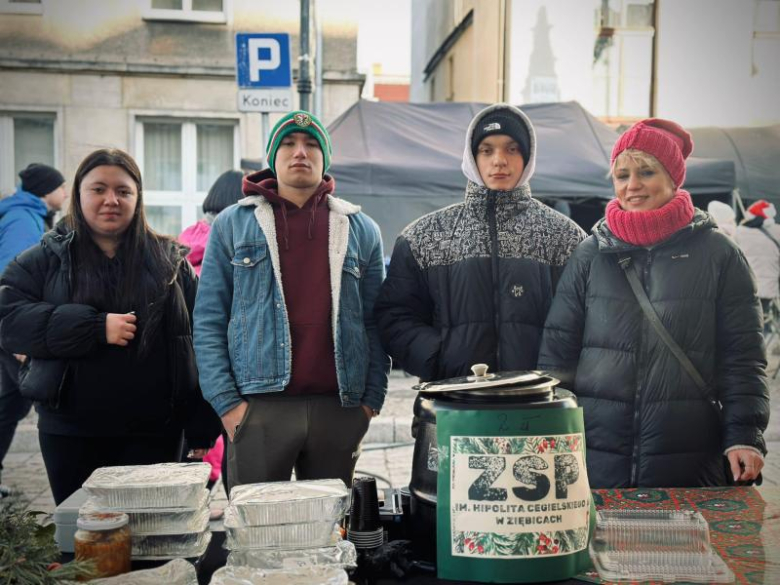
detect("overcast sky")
[357,0,411,77]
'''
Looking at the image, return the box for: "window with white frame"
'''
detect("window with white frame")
[0,112,56,196]
[136,118,238,237]
[0,0,43,15]
[593,0,655,119]
[143,0,227,24]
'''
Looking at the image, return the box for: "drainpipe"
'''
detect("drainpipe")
[298,0,314,112]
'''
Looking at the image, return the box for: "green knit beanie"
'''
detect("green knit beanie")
[266,110,332,175]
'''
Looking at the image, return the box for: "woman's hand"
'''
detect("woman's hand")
[727,448,764,483]
[187,448,210,459]
[106,313,137,346]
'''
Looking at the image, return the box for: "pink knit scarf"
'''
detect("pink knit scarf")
[605,189,695,247]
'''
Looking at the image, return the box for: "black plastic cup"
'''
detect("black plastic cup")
[349,476,381,533]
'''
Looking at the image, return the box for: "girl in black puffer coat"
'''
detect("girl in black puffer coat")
[0,149,221,504]
[538,119,769,489]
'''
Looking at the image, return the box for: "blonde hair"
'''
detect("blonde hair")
[609,149,674,189]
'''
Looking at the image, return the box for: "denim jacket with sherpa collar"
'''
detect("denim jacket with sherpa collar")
[193,193,389,417]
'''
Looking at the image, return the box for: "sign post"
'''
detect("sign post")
[235,33,293,164]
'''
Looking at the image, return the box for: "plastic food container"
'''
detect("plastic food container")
[589,509,735,583]
[80,490,210,535]
[74,512,131,579]
[229,479,348,526]
[226,541,358,570]
[82,463,210,509]
[131,530,212,560]
[224,508,338,550]
[209,565,349,585]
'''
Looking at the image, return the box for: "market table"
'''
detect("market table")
[69,485,780,584]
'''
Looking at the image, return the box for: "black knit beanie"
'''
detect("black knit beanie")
[471,109,531,163]
[19,163,65,197]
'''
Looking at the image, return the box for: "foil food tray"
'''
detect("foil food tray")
[209,565,349,585]
[80,489,210,534]
[131,529,212,560]
[83,463,210,509]
[224,508,338,550]
[226,540,357,570]
[84,558,197,584]
[229,479,348,526]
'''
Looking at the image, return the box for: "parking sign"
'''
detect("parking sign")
[236,33,292,89]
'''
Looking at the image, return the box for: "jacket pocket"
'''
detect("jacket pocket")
[230,243,271,381]
[340,256,364,317]
[232,400,254,444]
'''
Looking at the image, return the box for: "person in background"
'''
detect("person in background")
[194,110,389,491]
[707,200,737,239]
[178,169,244,494]
[734,200,780,335]
[0,149,220,504]
[539,119,769,488]
[179,170,244,276]
[0,163,68,499]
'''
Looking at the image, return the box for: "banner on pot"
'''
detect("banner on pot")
[436,407,594,583]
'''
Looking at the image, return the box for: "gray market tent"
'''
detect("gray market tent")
[328,100,736,249]
[689,124,780,206]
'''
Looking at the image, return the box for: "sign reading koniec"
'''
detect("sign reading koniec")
[235,33,293,113]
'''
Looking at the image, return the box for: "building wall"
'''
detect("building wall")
[414,0,779,127]
[411,0,504,103]
[0,0,364,232]
[656,0,780,127]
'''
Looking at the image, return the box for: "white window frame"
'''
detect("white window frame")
[132,112,240,234]
[0,0,43,15]
[0,107,62,196]
[142,0,230,24]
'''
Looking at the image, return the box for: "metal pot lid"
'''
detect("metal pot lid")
[412,364,549,394]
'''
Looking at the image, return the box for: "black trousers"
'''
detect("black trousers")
[39,432,182,505]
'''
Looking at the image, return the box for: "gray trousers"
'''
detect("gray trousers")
[226,393,370,494]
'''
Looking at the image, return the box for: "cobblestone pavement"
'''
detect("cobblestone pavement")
[3,366,779,518]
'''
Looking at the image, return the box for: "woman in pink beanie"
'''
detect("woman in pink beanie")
[538,118,769,488]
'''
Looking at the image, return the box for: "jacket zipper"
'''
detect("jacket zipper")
[487,193,501,368]
[630,250,653,486]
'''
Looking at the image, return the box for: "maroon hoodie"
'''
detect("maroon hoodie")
[243,169,338,396]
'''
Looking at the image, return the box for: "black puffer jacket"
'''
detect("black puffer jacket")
[375,105,585,380]
[0,224,221,448]
[538,211,769,488]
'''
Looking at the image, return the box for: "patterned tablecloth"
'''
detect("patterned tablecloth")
[577,486,780,585]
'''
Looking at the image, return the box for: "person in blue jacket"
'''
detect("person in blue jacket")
[0,163,68,273]
[0,162,67,498]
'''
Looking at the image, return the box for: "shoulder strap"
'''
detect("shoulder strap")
[759,226,780,251]
[618,255,721,415]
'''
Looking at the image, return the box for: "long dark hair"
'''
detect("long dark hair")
[68,148,180,356]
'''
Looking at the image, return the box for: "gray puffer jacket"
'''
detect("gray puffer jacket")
[538,211,769,488]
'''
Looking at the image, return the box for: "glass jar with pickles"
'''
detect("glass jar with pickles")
[74,512,131,579]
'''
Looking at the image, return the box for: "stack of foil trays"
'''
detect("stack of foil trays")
[81,463,212,560]
[222,479,355,581]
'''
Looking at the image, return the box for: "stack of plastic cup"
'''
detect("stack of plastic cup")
[346,477,384,550]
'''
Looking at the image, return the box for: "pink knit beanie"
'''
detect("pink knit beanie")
[611,118,694,188]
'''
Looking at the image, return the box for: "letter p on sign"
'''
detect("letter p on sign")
[249,38,281,83]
